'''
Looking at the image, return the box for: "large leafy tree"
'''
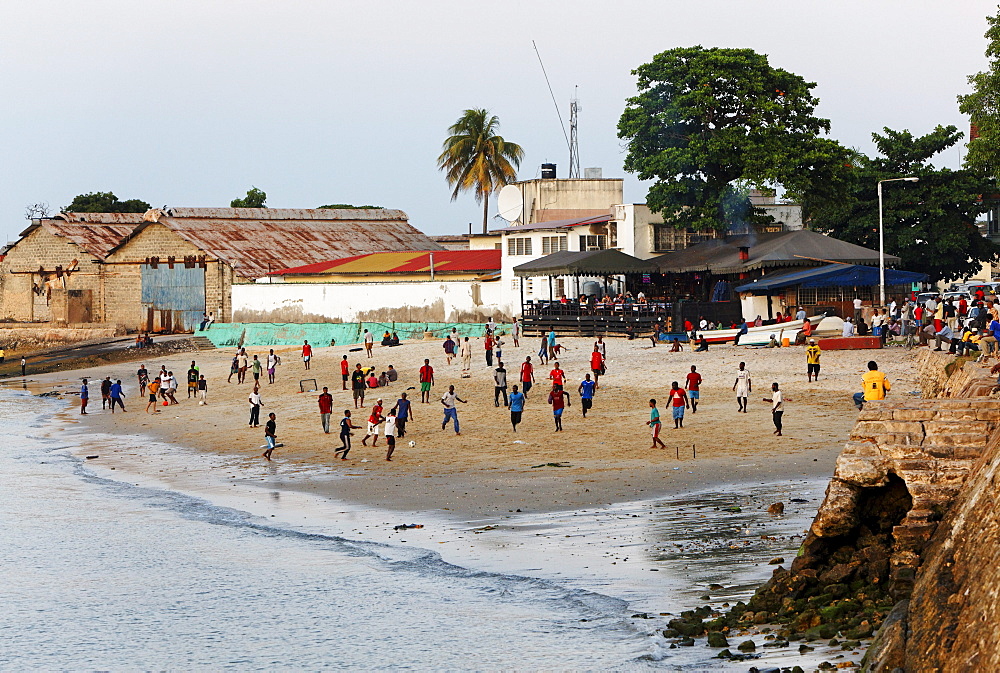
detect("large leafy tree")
[438,109,524,234]
[64,191,150,213]
[618,46,836,231]
[231,187,267,208]
[958,7,1000,176]
[812,125,998,283]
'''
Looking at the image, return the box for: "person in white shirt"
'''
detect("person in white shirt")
[853,297,863,324]
[363,329,375,358]
[266,349,280,384]
[595,337,607,357]
[383,410,398,461]
[440,384,467,434]
[248,387,262,427]
[765,382,785,436]
[699,318,709,330]
[511,317,521,347]
[795,307,807,321]
[459,337,472,376]
[842,318,856,338]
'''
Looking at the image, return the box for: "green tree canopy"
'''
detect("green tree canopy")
[618,46,836,232]
[958,7,1000,177]
[231,187,267,208]
[438,108,524,234]
[810,125,998,283]
[64,191,150,213]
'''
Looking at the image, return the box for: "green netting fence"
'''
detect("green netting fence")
[203,322,508,349]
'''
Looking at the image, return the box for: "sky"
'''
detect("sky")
[0,0,995,243]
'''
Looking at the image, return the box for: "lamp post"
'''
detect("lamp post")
[877,177,919,308]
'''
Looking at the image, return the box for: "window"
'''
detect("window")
[526,278,534,295]
[541,236,568,254]
[511,278,520,291]
[579,234,606,251]
[507,237,533,256]
[555,278,565,298]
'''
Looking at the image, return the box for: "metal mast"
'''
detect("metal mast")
[568,87,580,178]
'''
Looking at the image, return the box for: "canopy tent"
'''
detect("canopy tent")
[734,263,926,293]
[654,230,900,275]
[513,249,657,277]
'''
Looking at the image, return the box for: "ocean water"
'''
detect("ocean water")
[0,389,833,670]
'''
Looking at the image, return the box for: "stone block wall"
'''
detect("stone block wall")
[0,228,105,323]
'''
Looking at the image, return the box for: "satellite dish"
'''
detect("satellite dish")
[497,185,523,223]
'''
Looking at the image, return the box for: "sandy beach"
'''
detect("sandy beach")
[24,335,922,517]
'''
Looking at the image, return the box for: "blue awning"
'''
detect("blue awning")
[734,264,927,293]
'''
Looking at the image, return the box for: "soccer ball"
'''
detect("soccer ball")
[408,440,416,448]
[199,401,205,406]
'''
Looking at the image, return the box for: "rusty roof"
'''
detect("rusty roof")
[15,213,144,260]
[272,250,501,276]
[110,208,443,279]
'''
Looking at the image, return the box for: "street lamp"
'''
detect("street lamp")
[877,177,919,307]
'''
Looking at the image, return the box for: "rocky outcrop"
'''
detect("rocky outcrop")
[718,349,1000,668]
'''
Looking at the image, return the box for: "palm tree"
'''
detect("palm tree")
[438,109,524,234]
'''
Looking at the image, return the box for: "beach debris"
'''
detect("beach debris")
[85,455,99,460]
[724,506,742,513]
[472,525,498,533]
[790,498,808,503]
[631,613,653,619]
[768,557,785,565]
[36,391,61,397]
[393,524,424,531]
[767,502,785,515]
[530,462,571,468]
[512,440,526,444]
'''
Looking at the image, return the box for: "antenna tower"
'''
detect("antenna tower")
[568,87,580,178]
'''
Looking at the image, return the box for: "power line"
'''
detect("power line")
[532,40,571,155]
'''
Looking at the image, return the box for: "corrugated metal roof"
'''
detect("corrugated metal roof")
[14,213,144,260]
[273,250,501,275]
[112,208,443,278]
[492,214,612,233]
[152,207,408,221]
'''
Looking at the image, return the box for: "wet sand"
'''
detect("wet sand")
[21,335,922,518]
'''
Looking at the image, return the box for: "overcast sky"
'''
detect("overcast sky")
[0,0,995,242]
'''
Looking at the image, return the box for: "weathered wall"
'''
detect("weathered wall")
[231,281,504,324]
[0,227,105,323]
[862,353,1000,671]
[103,223,234,330]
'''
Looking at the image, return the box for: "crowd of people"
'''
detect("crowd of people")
[75,311,905,464]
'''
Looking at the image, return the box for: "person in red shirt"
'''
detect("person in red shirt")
[549,362,565,391]
[683,319,693,333]
[340,355,350,391]
[547,387,570,431]
[418,359,435,403]
[318,386,334,433]
[362,398,383,446]
[520,356,535,398]
[668,381,689,429]
[685,365,702,413]
[302,340,313,370]
[590,346,605,388]
[484,334,494,368]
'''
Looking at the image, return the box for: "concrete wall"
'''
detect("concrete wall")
[231,280,505,324]
[516,178,622,225]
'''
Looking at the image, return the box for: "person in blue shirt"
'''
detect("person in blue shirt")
[109,379,126,413]
[508,385,525,432]
[80,378,89,415]
[578,374,596,418]
[547,329,557,359]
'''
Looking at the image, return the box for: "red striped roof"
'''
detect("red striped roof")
[271,250,501,275]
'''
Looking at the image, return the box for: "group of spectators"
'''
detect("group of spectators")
[881,293,1000,358]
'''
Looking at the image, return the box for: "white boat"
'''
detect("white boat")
[696,316,823,346]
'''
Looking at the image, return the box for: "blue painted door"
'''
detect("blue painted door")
[141,265,206,332]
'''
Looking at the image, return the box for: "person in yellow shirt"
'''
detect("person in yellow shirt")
[806,339,822,382]
[955,328,981,357]
[854,360,891,410]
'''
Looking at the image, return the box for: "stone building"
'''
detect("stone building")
[0,207,441,332]
[0,212,144,324]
